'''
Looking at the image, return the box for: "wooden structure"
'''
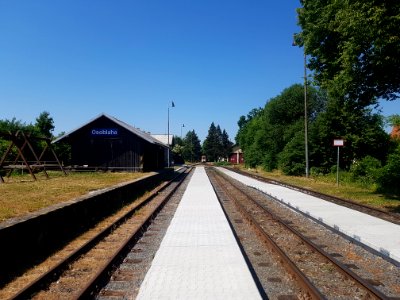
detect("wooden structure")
[53,114,168,172]
[229,146,244,164]
[0,131,66,183]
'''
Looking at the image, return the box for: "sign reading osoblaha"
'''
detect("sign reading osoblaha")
[91,128,119,136]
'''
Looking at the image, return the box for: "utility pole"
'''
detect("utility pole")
[293,34,309,178]
[304,51,309,178]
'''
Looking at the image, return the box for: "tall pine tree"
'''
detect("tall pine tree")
[182,130,202,162]
[203,123,232,162]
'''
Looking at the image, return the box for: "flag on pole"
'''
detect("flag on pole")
[171,101,175,107]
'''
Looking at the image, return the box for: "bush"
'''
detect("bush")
[262,152,277,172]
[376,146,400,195]
[350,156,381,186]
[330,164,339,173]
[282,162,305,176]
[214,161,230,166]
[310,166,330,176]
[244,145,263,169]
[278,133,305,176]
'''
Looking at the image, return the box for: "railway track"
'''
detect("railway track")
[207,167,399,299]
[97,169,193,299]
[227,167,400,225]
[3,167,191,300]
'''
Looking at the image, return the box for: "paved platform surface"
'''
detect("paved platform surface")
[136,166,262,300]
[219,167,400,265]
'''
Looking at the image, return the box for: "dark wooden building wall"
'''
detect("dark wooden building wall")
[65,116,164,171]
[142,142,165,171]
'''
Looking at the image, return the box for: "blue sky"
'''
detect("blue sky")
[0,1,398,142]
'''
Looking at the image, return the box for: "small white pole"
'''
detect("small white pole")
[336,146,340,186]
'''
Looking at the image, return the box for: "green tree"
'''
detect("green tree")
[221,129,233,159]
[278,130,306,175]
[387,114,400,127]
[0,113,56,164]
[182,130,201,162]
[173,136,183,146]
[310,97,389,171]
[202,123,232,162]
[296,0,400,106]
[203,123,221,162]
[35,111,55,138]
[350,156,381,184]
[376,144,400,195]
[0,117,32,133]
[262,84,311,169]
[237,113,264,168]
[0,118,36,160]
[235,107,263,144]
[238,84,325,171]
[171,136,184,164]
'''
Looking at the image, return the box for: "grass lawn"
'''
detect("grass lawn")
[232,166,400,213]
[0,171,148,222]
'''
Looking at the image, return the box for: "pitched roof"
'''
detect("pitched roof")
[151,134,173,146]
[53,113,166,147]
[231,145,242,153]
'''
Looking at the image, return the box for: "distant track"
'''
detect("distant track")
[208,167,394,299]
[226,167,400,225]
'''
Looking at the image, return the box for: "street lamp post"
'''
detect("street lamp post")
[167,101,175,168]
[181,123,185,139]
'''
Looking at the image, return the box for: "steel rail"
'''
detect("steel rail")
[210,168,390,300]
[75,167,191,299]
[208,168,324,300]
[226,167,400,225]
[11,167,191,300]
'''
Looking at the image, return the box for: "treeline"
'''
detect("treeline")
[202,122,233,162]
[0,111,71,168]
[0,111,55,138]
[172,122,233,163]
[0,111,55,155]
[172,130,202,163]
[236,84,400,195]
[236,0,400,195]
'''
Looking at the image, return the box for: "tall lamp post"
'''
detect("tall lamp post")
[181,123,185,139]
[167,101,175,168]
[293,35,309,178]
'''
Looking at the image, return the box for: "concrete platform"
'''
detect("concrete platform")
[136,167,262,300]
[218,167,400,265]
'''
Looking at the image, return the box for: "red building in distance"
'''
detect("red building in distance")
[229,146,244,164]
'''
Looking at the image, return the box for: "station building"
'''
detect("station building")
[53,114,168,171]
[229,145,244,164]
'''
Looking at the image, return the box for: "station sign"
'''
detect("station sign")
[333,139,344,186]
[333,139,344,147]
[91,128,119,136]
